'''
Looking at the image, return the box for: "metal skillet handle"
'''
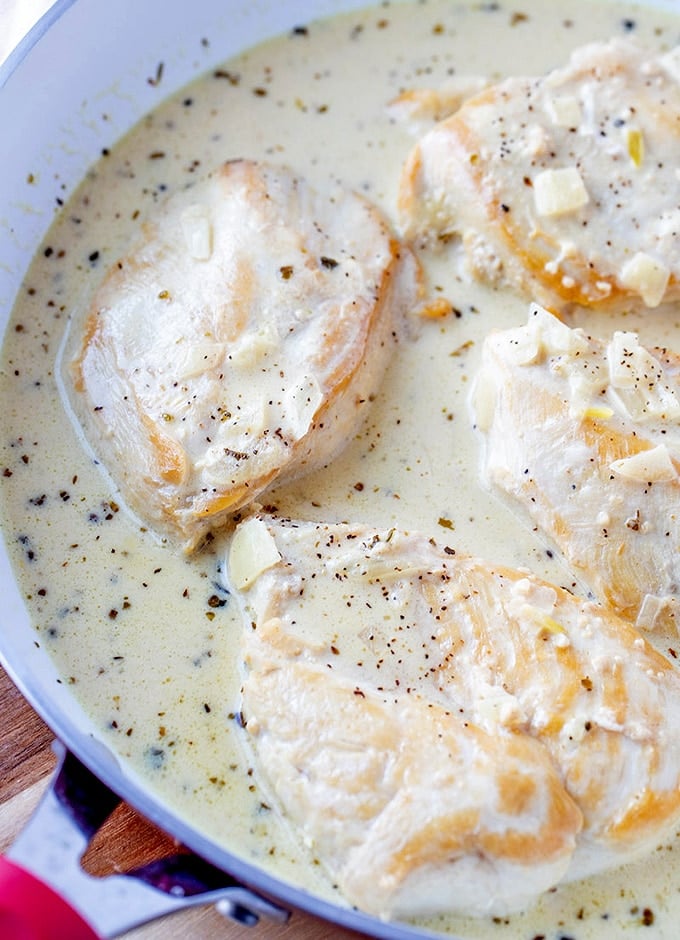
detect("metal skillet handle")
[1,741,290,938]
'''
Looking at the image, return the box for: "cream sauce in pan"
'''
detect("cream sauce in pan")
[2,0,680,935]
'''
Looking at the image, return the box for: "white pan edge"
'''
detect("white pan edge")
[0,0,673,937]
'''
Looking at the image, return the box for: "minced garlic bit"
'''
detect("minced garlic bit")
[625,128,645,168]
[610,445,678,483]
[536,612,567,636]
[581,405,614,420]
[619,252,670,308]
[533,166,589,217]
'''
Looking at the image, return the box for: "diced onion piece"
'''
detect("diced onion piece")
[175,341,225,380]
[523,124,550,158]
[285,375,324,437]
[180,204,213,261]
[606,331,680,421]
[636,594,671,633]
[494,306,589,384]
[619,252,670,308]
[607,331,643,389]
[659,47,680,84]
[530,304,588,358]
[229,518,282,590]
[567,374,601,419]
[546,95,582,128]
[610,445,678,483]
[472,366,497,431]
[501,330,541,366]
[474,684,522,728]
[229,325,278,368]
[533,167,589,217]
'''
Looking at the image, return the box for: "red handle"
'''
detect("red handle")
[0,857,100,940]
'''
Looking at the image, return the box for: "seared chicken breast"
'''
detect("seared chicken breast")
[386,75,489,137]
[71,160,419,550]
[227,516,680,919]
[399,39,680,313]
[474,304,680,633]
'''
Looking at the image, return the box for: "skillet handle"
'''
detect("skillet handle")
[0,856,99,939]
[5,741,290,937]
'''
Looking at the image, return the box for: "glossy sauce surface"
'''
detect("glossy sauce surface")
[2,1,680,936]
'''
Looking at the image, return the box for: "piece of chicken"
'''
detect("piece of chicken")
[474,304,680,633]
[398,38,680,313]
[385,76,489,137]
[227,516,680,919]
[71,159,419,550]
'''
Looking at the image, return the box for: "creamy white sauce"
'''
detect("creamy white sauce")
[2,0,680,935]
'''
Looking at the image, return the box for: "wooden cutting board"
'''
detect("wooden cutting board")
[0,664,364,939]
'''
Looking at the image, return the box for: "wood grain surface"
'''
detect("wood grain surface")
[0,664,365,939]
